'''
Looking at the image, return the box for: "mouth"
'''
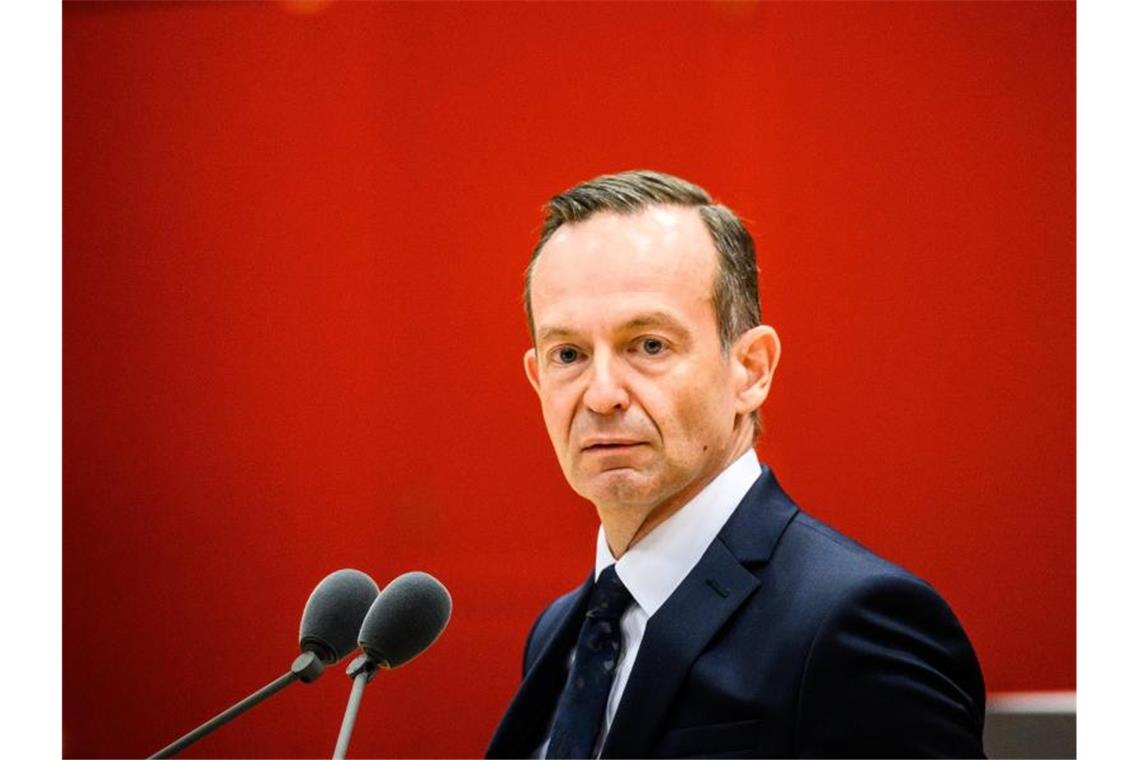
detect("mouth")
[581,440,645,453]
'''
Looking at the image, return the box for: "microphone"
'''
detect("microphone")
[300,568,383,664]
[151,569,380,759]
[332,571,452,759]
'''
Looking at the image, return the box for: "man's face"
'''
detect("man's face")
[525,206,745,518]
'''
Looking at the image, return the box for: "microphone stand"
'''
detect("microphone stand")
[332,654,381,759]
[149,651,325,759]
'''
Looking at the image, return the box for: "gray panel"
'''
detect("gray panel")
[984,711,1076,759]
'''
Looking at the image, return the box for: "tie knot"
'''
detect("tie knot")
[585,565,633,622]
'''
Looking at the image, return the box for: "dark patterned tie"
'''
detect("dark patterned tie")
[546,565,635,759]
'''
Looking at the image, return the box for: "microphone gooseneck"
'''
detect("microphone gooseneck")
[150,568,380,759]
[332,571,452,759]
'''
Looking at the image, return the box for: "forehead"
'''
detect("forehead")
[530,206,718,332]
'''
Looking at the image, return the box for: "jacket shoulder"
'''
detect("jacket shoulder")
[775,509,931,593]
[770,513,986,756]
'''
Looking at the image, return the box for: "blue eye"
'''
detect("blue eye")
[555,346,580,364]
[641,338,665,355]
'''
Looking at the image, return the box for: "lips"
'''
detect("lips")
[580,439,645,452]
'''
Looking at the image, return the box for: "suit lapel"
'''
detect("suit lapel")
[600,467,800,758]
[601,539,759,758]
[486,573,593,758]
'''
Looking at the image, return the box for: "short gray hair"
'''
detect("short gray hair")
[523,170,761,352]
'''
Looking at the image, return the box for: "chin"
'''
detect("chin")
[576,468,664,509]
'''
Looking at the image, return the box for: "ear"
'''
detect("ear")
[524,347,541,395]
[731,325,781,416]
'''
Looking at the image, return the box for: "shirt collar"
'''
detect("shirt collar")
[594,450,762,617]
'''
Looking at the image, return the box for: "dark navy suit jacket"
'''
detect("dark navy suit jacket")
[486,468,986,758]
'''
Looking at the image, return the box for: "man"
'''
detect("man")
[487,171,985,758]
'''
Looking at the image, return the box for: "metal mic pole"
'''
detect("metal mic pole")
[150,652,324,758]
[332,655,380,759]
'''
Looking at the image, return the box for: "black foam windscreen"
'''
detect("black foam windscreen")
[299,569,380,664]
[358,571,452,669]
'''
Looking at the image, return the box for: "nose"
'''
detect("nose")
[582,350,630,415]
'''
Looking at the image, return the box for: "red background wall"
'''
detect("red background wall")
[63,2,1074,757]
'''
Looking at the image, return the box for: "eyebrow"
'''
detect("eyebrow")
[535,311,693,346]
[621,311,692,337]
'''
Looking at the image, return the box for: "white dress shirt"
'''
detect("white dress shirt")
[537,450,762,758]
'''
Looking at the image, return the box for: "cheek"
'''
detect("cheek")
[681,393,730,441]
[539,387,576,445]
[650,376,734,448]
